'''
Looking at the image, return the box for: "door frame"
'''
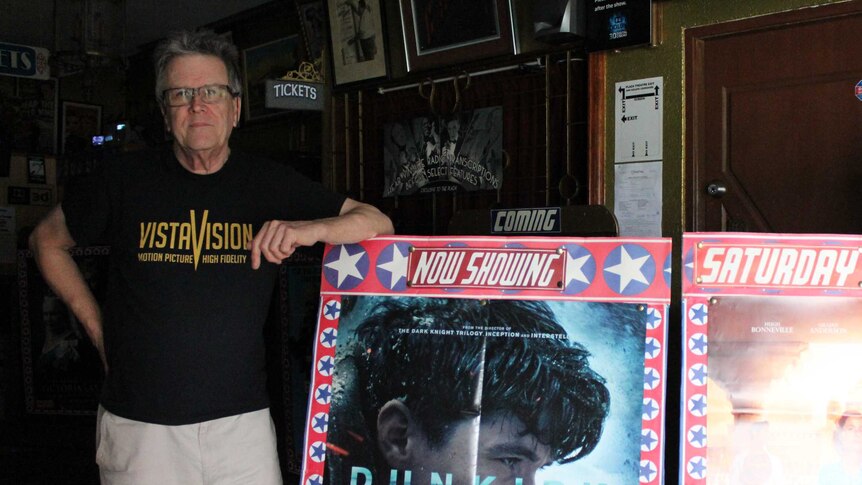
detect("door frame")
[684,0,862,231]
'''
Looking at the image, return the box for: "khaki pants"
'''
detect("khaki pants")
[96,406,283,485]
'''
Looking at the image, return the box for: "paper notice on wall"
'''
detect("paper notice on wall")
[615,77,663,163]
[614,161,662,236]
[0,206,16,266]
[0,207,15,234]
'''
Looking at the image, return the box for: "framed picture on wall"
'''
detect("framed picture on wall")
[242,35,302,121]
[18,247,109,415]
[326,0,389,86]
[298,0,327,63]
[398,0,514,72]
[4,77,58,155]
[27,156,46,184]
[60,101,101,155]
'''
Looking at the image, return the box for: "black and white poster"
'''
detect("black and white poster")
[383,107,503,196]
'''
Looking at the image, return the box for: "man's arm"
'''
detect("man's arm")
[249,197,394,269]
[29,206,106,369]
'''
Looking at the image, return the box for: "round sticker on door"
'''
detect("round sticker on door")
[856,80,862,100]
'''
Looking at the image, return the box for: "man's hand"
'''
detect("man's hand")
[248,220,324,269]
[248,198,393,269]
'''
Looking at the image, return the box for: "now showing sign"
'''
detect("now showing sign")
[0,42,50,80]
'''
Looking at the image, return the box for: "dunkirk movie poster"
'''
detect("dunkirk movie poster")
[682,233,862,484]
[301,236,672,484]
[383,107,503,196]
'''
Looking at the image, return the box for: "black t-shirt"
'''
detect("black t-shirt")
[62,148,345,424]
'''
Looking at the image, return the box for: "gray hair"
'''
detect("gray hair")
[153,30,242,104]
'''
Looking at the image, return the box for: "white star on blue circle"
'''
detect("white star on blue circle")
[688,363,707,386]
[684,247,694,284]
[306,475,323,485]
[688,425,707,448]
[663,253,672,289]
[687,456,706,479]
[646,307,662,330]
[688,333,707,355]
[319,328,337,348]
[323,244,369,290]
[375,242,410,291]
[639,459,657,482]
[642,398,659,420]
[323,300,341,320]
[315,384,332,404]
[641,429,658,452]
[688,303,707,325]
[644,337,661,360]
[317,355,335,376]
[562,244,596,294]
[312,412,329,433]
[644,367,660,390]
[604,244,656,295]
[309,441,327,462]
[688,394,707,417]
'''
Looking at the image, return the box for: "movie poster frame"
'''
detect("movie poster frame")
[17,246,109,415]
[301,235,672,484]
[397,0,515,72]
[276,250,325,475]
[325,0,389,87]
[297,0,327,64]
[242,35,303,121]
[60,101,101,155]
[681,232,862,484]
[10,77,58,155]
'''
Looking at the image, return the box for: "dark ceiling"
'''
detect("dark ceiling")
[1,0,272,58]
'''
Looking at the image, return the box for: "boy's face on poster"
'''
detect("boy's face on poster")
[838,416,862,454]
[474,412,552,483]
[382,405,551,484]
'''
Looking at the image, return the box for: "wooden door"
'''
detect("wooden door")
[686,2,862,233]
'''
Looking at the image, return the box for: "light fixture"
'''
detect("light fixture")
[52,0,126,77]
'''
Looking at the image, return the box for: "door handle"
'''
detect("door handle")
[706,181,727,198]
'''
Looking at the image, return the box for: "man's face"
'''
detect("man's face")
[839,416,862,454]
[447,120,459,139]
[162,54,240,153]
[42,298,67,334]
[404,412,551,485]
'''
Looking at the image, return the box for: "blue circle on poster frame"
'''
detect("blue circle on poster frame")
[856,80,862,101]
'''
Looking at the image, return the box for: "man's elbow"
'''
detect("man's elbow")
[28,222,47,255]
[378,214,395,236]
[28,211,75,257]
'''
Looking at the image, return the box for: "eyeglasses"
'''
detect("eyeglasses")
[162,84,237,107]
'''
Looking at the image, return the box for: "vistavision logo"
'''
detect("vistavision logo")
[138,210,253,269]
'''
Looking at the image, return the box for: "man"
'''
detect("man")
[37,294,80,378]
[28,30,392,484]
[440,116,460,159]
[326,298,610,485]
[344,0,377,61]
